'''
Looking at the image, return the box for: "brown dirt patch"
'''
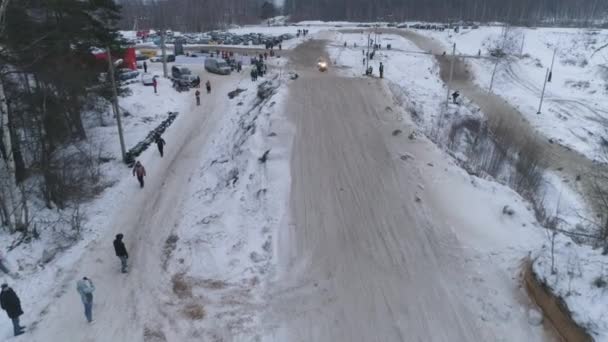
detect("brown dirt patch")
[524,259,593,342]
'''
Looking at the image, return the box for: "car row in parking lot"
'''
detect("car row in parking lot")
[133,31,295,47]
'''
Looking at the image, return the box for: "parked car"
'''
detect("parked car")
[171,65,192,79]
[149,54,175,63]
[204,58,231,75]
[180,74,200,87]
[141,74,157,86]
[118,68,139,81]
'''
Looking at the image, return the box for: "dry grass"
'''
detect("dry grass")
[182,303,206,320]
[143,326,167,342]
[162,234,179,270]
[171,273,192,299]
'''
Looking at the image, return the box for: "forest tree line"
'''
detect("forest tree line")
[117,0,608,30]
[283,0,607,25]
[117,0,269,31]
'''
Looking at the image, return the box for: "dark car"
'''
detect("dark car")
[118,68,139,81]
[171,65,192,79]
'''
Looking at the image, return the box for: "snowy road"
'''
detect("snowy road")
[263,39,490,342]
[22,71,239,342]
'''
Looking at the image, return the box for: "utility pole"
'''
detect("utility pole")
[537,68,549,114]
[106,47,126,161]
[160,30,168,78]
[445,43,456,110]
[548,48,557,82]
[366,31,371,73]
[489,58,499,92]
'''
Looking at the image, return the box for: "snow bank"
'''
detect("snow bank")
[164,70,293,339]
[533,235,608,340]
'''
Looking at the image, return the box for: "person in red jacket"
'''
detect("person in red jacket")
[132,161,146,188]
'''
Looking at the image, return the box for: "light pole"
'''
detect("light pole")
[537,68,549,114]
[548,48,557,82]
[105,48,126,162]
[445,43,456,110]
[160,30,168,78]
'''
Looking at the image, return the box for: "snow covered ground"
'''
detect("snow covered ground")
[2,21,606,341]
[533,235,608,340]
[0,58,281,339]
[422,26,608,160]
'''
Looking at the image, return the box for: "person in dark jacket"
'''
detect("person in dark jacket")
[0,284,24,336]
[155,135,166,157]
[452,90,460,104]
[379,62,384,78]
[195,90,201,106]
[113,234,128,273]
[143,61,148,73]
[206,80,211,94]
[132,161,146,188]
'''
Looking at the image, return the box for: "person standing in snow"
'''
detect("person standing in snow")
[206,80,211,94]
[152,77,158,94]
[251,68,257,82]
[143,60,148,73]
[113,234,129,273]
[195,90,201,106]
[0,284,24,336]
[132,161,146,188]
[452,91,460,104]
[76,277,95,323]
[155,135,166,157]
[379,62,384,79]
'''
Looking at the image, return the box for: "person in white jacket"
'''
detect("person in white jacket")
[76,277,95,323]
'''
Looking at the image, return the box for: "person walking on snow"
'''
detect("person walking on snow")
[132,161,146,188]
[251,68,257,81]
[206,80,211,94]
[195,90,201,106]
[76,277,95,323]
[113,234,129,273]
[143,60,148,73]
[379,62,384,78]
[452,91,460,104]
[152,77,158,94]
[0,284,24,336]
[155,135,166,157]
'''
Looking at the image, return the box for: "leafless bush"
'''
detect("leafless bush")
[512,138,544,196]
[42,142,106,208]
[485,26,521,58]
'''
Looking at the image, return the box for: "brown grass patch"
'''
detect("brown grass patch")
[182,303,206,320]
[171,273,192,299]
